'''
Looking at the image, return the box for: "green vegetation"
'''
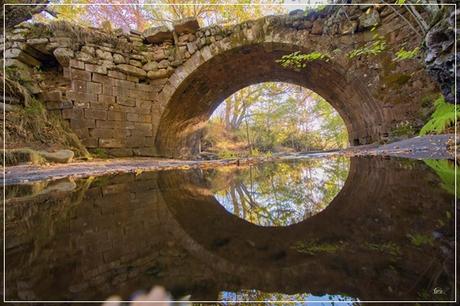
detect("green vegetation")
[4,97,90,159]
[292,240,343,255]
[276,51,330,69]
[393,47,419,61]
[407,233,434,247]
[419,95,458,135]
[91,148,109,159]
[366,242,401,256]
[347,34,386,59]
[424,159,458,195]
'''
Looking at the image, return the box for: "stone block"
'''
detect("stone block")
[5,48,40,66]
[107,111,125,121]
[90,102,108,110]
[96,49,113,60]
[116,64,147,77]
[85,63,107,75]
[71,68,92,81]
[42,90,62,102]
[70,118,96,129]
[90,128,114,138]
[147,69,172,80]
[96,120,134,130]
[108,70,127,80]
[99,138,124,148]
[92,73,111,85]
[82,137,99,148]
[72,80,88,92]
[133,147,157,157]
[126,113,152,123]
[107,148,134,157]
[143,26,173,44]
[84,109,107,120]
[116,97,136,107]
[98,94,116,104]
[125,136,147,147]
[53,48,74,67]
[70,59,85,70]
[87,82,103,95]
[62,108,83,120]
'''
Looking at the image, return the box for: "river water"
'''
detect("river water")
[3,156,456,303]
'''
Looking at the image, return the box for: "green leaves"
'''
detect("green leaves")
[347,34,387,59]
[419,95,458,135]
[393,47,419,61]
[276,51,330,69]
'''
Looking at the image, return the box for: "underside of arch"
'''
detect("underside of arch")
[155,43,386,159]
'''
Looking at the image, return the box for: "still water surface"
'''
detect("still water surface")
[4,156,455,303]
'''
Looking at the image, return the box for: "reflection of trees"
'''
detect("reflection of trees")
[213,158,350,226]
[220,289,357,304]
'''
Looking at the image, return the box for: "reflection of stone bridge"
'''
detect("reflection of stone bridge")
[5,4,441,158]
[5,157,454,301]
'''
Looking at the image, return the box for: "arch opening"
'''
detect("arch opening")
[202,82,349,157]
[155,43,386,159]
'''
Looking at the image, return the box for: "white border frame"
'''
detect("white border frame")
[2,1,457,304]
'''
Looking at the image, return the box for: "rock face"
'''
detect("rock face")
[4,3,449,158]
[142,26,173,43]
[423,8,458,103]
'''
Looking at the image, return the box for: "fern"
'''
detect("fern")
[419,95,458,135]
[424,159,458,195]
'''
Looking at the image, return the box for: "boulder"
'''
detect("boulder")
[147,68,173,80]
[38,149,74,163]
[358,8,380,30]
[142,61,158,71]
[143,26,173,44]
[173,17,200,34]
[53,48,74,66]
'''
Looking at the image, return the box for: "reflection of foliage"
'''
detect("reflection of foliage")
[292,240,343,255]
[347,34,386,59]
[420,95,458,135]
[407,233,434,247]
[393,47,419,61]
[276,51,330,69]
[424,159,458,195]
[366,242,401,256]
[213,158,350,226]
[220,290,358,304]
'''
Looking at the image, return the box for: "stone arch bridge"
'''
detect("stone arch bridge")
[4,4,440,158]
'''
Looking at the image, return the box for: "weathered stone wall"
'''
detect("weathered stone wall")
[3,4,447,158]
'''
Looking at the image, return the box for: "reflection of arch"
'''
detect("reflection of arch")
[155,42,385,158]
[157,157,454,300]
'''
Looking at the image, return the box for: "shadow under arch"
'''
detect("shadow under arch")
[156,157,454,300]
[155,43,386,158]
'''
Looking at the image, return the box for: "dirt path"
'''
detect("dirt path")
[3,134,456,185]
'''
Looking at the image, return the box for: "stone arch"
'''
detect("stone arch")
[155,40,384,158]
[5,5,441,157]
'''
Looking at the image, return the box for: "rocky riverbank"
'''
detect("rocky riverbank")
[3,134,456,185]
